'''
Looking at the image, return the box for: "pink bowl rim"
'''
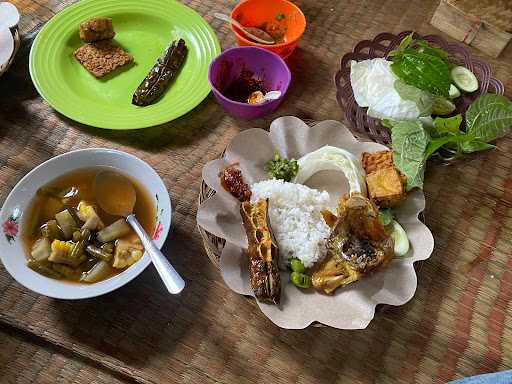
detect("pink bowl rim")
[207,46,292,108]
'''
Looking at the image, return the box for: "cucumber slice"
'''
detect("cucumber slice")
[449,84,461,99]
[432,96,456,115]
[391,220,409,257]
[451,66,478,93]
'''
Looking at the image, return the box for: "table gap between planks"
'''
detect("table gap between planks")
[1,0,512,383]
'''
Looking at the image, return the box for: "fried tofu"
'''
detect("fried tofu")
[361,150,406,207]
[365,167,405,207]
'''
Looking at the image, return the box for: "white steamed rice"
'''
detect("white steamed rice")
[251,179,331,268]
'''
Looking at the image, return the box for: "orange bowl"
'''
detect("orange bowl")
[230,0,306,59]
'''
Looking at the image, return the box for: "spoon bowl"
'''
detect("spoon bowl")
[95,171,136,217]
[94,170,185,295]
[213,13,274,45]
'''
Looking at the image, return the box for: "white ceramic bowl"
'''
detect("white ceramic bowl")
[0,148,171,299]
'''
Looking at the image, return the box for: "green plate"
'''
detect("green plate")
[30,0,220,129]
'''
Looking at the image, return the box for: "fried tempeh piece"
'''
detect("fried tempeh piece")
[240,198,281,304]
[74,40,133,78]
[79,17,115,43]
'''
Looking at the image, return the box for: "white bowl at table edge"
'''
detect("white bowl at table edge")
[0,148,172,299]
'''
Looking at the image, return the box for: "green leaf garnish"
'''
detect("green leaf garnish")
[433,114,463,136]
[465,94,512,143]
[378,208,394,227]
[391,120,430,191]
[265,154,299,182]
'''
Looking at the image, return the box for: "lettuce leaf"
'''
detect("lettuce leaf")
[394,80,433,117]
[390,120,430,190]
[350,59,432,120]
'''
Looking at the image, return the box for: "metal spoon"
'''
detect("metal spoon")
[214,13,275,45]
[94,171,185,294]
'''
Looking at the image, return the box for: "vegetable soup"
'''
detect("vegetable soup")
[23,167,156,283]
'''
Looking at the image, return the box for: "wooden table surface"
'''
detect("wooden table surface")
[1,1,512,383]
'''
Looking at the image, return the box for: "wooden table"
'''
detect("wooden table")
[1,1,512,383]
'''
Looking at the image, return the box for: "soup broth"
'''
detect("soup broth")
[23,167,156,283]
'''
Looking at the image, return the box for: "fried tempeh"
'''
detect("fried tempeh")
[240,198,281,304]
[79,17,115,43]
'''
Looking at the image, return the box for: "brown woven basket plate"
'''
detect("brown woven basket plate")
[334,31,505,145]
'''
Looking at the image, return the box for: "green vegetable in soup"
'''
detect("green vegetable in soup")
[72,230,82,242]
[27,259,63,279]
[101,242,115,254]
[36,186,63,199]
[31,237,51,261]
[265,153,299,182]
[96,219,131,243]
[77,201,104,231]
[113,240,143,268]
[41,220,63,240]
[55,210,77,239]
[85,244,113,262]
[51,263,80,279]
[70,228,91,259]
[80,260,112,283]
[290,271,312,289]
[48,239,83,266]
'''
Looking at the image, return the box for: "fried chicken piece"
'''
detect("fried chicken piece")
[312,193,394,294]
[366,167,406,208]
[240,198,281,304]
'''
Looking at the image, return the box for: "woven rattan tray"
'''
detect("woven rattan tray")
[334,31,505,145]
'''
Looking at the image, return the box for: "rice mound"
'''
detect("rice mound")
[251,179,331,268]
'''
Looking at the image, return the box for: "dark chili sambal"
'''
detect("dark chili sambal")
[221,164,252,202]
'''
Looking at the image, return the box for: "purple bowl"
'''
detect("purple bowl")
[208,46,291,120]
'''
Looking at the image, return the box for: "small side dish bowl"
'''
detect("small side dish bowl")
[230,0,306,59]
[0,148,171,299]
[208,46,291,120]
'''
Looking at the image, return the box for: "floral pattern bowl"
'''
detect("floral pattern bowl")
[0,148,171,299]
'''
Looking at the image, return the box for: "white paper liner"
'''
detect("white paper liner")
[197,117,434,329]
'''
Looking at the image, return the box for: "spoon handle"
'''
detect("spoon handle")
[127,214,185,294]
[213,12,244,30]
